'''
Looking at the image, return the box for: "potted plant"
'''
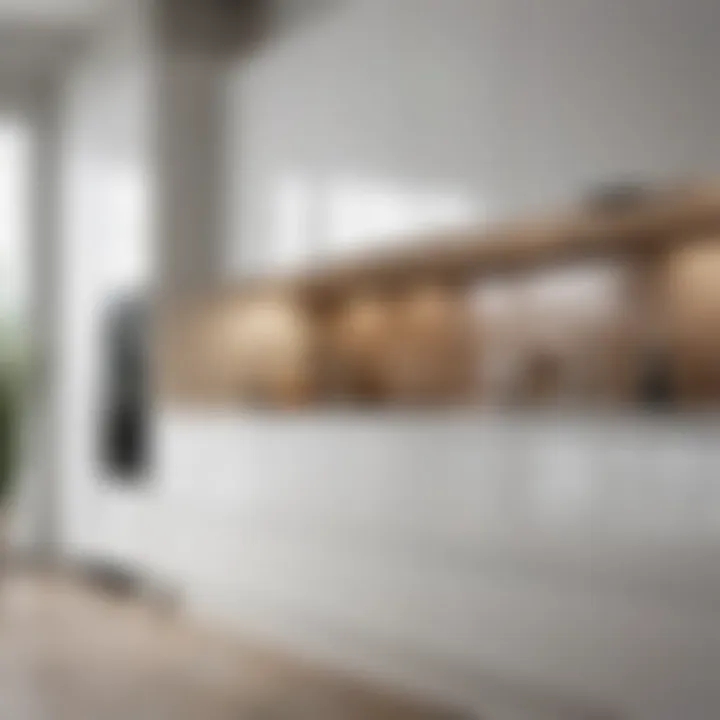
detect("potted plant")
[0,319,26,520]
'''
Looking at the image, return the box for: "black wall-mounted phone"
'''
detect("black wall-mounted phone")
[102,295,148,481]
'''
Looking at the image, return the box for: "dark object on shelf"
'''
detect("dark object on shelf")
[584,181,656,214]
[638,347,676,408]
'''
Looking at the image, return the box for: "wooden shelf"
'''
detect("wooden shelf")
[160,181,720,407]
[211,182,720,304]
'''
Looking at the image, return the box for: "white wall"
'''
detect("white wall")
[227,0,720,274]
[55,0,152,557]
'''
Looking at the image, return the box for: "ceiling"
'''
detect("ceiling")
[0,0,110,80]
[0,0,104,23]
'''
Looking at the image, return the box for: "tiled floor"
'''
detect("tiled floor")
[0,573,461,719]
